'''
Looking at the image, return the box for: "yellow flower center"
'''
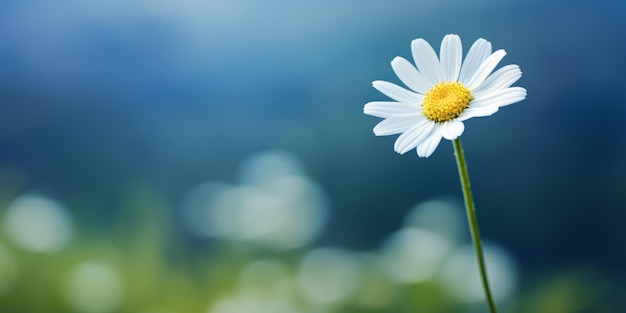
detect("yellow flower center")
[421,82,472,123]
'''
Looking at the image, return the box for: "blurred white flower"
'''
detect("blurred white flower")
[237,150,304,186]
[3,193,73,253]
[296,247,361,305]
[364,34,526,157]
[181,150,328,250]
[380,228,453,284]
[439,243,519,303]
[350,253,394,309]
[206,259,304,313]
[403,197,466,245]
[63,260,125,313]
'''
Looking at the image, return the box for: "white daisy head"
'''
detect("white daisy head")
[364,34,527,157]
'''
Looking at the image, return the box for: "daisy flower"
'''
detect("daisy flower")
[364,34,527,157]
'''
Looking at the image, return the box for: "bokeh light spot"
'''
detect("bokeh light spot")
[404,197,466,244]
[439,243,519,303]
[181,150,328,250]
[63,260,125,313]
[296,247,361,305]
[3,193,73,253]
[380,228,453,284]
[237,150,305,186]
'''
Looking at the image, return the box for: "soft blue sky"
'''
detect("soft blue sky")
[0,0,625,276]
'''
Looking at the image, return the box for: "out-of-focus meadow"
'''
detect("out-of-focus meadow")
[0,0,625,312]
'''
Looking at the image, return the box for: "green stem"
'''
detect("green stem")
[452,138,497,313]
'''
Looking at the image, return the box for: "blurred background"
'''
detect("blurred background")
[0,0,625,312]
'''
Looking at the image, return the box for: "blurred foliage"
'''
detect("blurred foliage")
[0,186,623,313]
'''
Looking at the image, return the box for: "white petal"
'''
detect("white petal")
[466,49,507,90]
[417,126,443,158]
[458,105,499,121]
[470,87,527,108]
[440,120,465,140]
[373,116,423,136]
[411,38,444,85]
[364,101,419,118]
[459,39,492,85]
[472,64,522,98]
[373,80,422,103]
[391,57,432,94]
[440,34,462,82]
[393,119,433,154]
